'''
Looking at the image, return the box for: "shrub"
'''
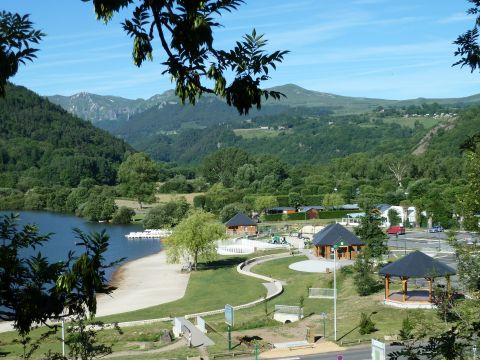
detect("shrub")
[193,194,206,209]
[399,316,414,341]
[358,312,376,335]
[353,253,380,296]
[111,206,135,224]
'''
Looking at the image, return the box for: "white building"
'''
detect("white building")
[375,204,417,227]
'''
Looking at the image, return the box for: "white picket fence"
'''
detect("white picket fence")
[217,238,288,255]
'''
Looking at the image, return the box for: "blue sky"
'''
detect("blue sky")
[7,0,480,99]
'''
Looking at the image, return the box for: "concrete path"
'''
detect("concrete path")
[289,259,353,273]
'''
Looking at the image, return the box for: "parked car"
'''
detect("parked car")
[428,225,444,233]
[387,226,406,235]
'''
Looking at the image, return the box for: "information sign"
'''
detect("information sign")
[371,339,386,360]
[225,304,234,327]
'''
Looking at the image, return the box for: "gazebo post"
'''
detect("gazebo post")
[385,275,390,300]
[402,277,408,302]
[428,277,433,303]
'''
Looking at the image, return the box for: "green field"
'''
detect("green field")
[233,128,289,139]
[382,116,441,129]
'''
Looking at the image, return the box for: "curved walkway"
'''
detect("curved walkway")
[114,252,291,328]
[0,252,292,334]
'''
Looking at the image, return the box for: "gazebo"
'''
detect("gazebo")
[312,223,365,260]
[378,251,456,308]
[225,213,257,236]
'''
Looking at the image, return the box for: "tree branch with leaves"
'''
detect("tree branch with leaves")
[0,11,44,97]
[82,0,289,114]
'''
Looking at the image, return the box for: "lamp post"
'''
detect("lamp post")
[332,240,344,342]
[333,245,337,342]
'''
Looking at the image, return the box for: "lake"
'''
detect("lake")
[0,211,163,280]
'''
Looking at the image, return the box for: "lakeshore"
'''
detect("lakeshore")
[96,251,190,317]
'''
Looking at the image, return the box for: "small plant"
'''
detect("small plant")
[299,295,305,309]
[399,316,414,341]
[358,312,376,335]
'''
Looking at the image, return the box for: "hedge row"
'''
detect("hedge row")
[263,209,363,222]
[242,194,327,208]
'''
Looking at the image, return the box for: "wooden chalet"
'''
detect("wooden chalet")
[298,206,324,219]
[225,213,257,236]
[312,223,365,260]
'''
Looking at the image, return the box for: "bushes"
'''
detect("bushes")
[262,209,363,221]
[358,312,376,335]
[111,206,135,224]
[353,253,381,296]
[143,198,190,229]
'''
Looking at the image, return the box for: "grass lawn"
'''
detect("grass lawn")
[98,255,268,323]
[199,256,443,345]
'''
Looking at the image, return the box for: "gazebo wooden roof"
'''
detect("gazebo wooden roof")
[379,251,456,278]
[378,251,456,305]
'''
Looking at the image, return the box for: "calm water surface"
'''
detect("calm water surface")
[0,211,162,280]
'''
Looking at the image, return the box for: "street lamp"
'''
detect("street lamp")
[332,240,344,342]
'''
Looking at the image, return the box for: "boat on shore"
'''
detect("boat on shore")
[125,229,172,239]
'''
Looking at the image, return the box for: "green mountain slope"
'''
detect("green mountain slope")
[0,84,133,188]
[48,84,480,125]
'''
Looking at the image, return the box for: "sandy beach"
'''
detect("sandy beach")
[0,251,189,333]
[95,251,190,317]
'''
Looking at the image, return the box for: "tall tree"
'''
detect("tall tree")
[118,152,159,208]
[0,11,44,97]
[354,209,388,259]
[387,208,401,226]
[83,0,288,114]
[322,192,344,210]
[202,147,251,187]
[463,145,480,232]
[254,195,279,214]
[165,209,225,270]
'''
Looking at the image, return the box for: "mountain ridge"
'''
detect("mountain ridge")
[47,84,480,123]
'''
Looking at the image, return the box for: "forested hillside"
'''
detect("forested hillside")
[118,108,446,164]
[0,84,132,188]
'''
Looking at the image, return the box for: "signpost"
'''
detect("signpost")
[225,304,234,350]
[371,339,386,360]
[320,312,327,339]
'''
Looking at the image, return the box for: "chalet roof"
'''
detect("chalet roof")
[378,251,456,278]
[298,205,325,213]
[340,203,360,210]
[375,203,392,213]
[268,207,296,211]
[312,223,365,246]
[225,213,257,227]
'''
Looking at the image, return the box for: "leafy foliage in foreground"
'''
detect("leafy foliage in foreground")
[0,11,44,97]
[0,214,121,335]
[83,0,288,114]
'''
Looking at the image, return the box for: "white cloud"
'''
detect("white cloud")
[437,12,474,24]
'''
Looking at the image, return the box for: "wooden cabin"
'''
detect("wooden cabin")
[225,213,257,236]
[312,223,365,260]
